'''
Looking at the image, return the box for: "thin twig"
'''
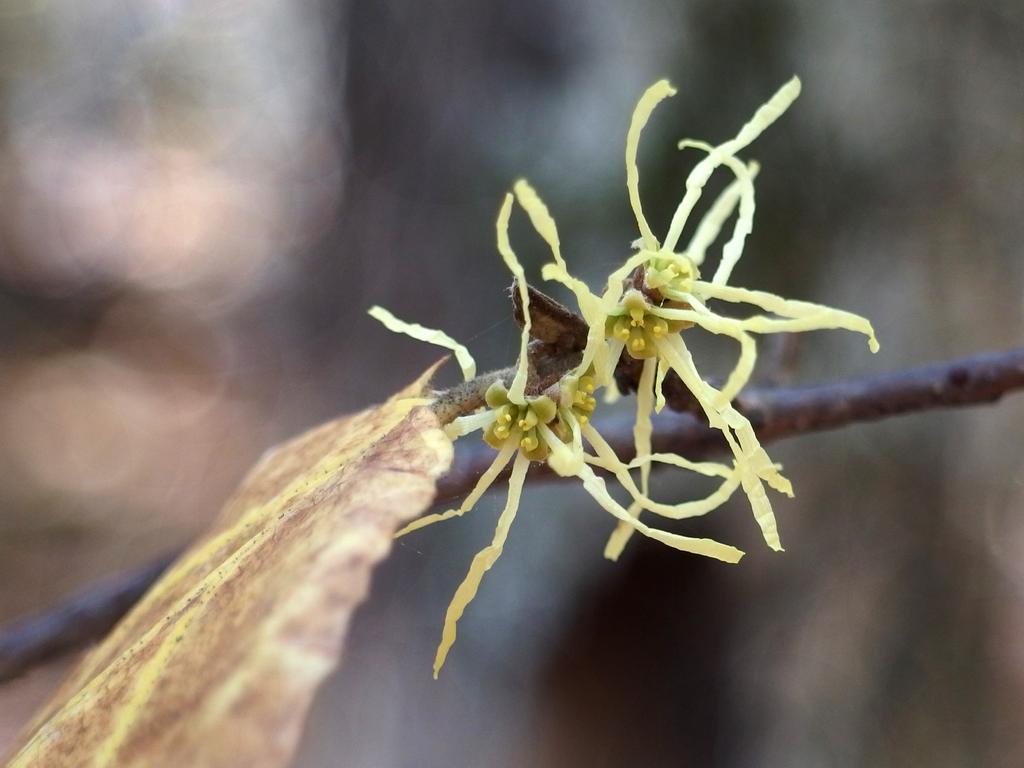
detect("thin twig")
[2,346,1021,682]
[0,553,179,682]
[438,346,1024,498]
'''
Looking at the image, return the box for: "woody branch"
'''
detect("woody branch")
[1,283,1022,683]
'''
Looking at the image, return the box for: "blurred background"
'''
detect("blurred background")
[1,0,1022,765]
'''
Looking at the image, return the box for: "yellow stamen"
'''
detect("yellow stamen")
[520,434,539,452]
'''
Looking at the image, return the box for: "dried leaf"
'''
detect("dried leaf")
[6,367,453,768]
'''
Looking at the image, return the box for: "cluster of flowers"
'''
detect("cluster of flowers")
[369,76,878,678]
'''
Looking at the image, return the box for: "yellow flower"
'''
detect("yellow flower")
[367,74,880,676]
[530,76,878,560]
[371,191,741,678]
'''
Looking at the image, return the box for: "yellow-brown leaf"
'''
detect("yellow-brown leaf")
[6,367,452,768]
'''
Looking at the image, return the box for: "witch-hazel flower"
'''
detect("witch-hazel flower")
[369,191,742,678]
[366,74,881,677]
[529,76,879,560]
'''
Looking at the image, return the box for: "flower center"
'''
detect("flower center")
[644,254,698,294]
[569,374,598,425]
[605,290,689,359]
[483,383,559,460]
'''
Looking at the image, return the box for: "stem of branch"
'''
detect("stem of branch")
[0,553,179,683]
[3,346,1022,683]
[438,346,1024,499]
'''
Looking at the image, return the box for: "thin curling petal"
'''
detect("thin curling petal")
[594,337,624,394]
[539,251,607,337]
[605,357,657,558]
[514,180,565,271]
[735,423,793,497]
[582,423,741,521]
[603,503,635,561]
[574,315,612,385]
[602,245,702,305]
[396,442,517,538]
[368,306,477,381]
[685,159,760,267]
[603,381,622,405]
[515,179,614,384]
[513,187,618,387]
[654,333,786,550]
[537,420,583,477]
[719,329,756,405]
[663,77,801,253]
[692,281,880,352]
[434,452,531,677]
[544,257,624,384]
[653,357,668,413]
[535,207,629,386]
[634,356,658,494]
[678,139,757,284]
[444,410,498,441]
[648,304,758,405]
[650,332,721,415]
[587,338,608,392]
[627,453,734,478]
[577,464,744,563]
[686,312,757,407]
[603,245,662,298]
[627,80,676,251]
[495,193,531,403]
